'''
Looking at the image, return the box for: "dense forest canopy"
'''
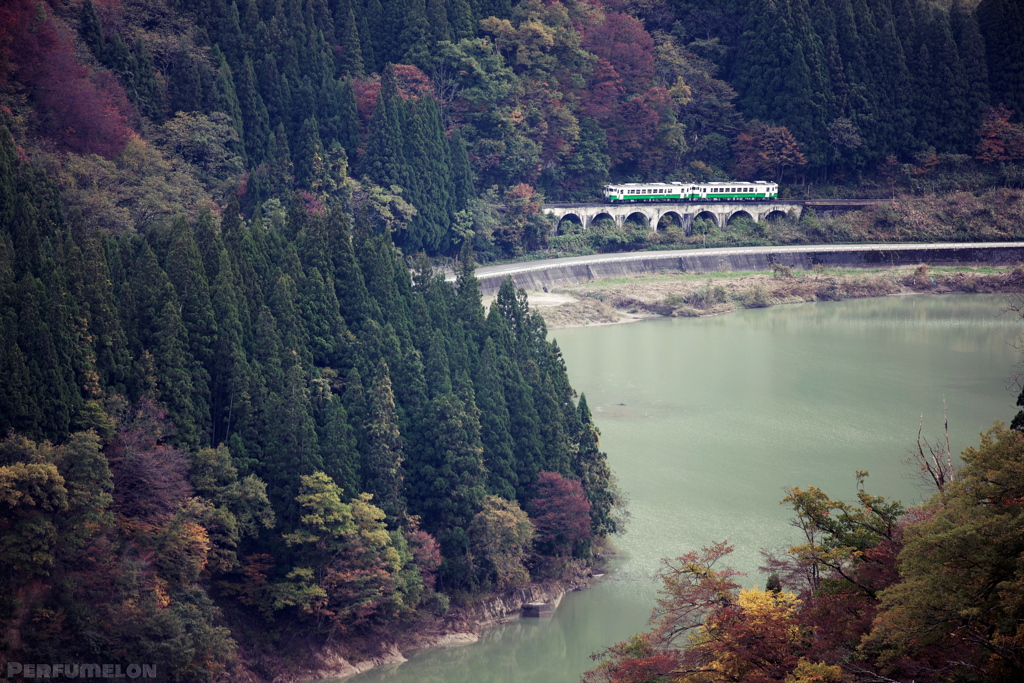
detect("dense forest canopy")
[1,0,1023,258]
[1,0,1024,679]
[0,119,620,677]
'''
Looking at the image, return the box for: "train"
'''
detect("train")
[603,181,778,203]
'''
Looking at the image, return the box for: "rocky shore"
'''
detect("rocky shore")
[271,575,591,682]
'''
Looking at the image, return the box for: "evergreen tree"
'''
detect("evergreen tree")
[318,77,361,161]
[212,49,247,161]
[79,0,106,60]
[448,0,476,41]
[951,0,991,134]
[131,38,165,122]
[573,394,617,537]
[427,0,452,44]
[165,217,216,441]
[977,0,1024,120]
[379,0,409,65]
[168,44,207,114]
[266,123,296,198]
[359,0,382,74]
[338,4,365,77]
[405,96,454,254]
[362,361,409,523]
[928,10,971,151]
[474,337,517,500]
[258,55,292,129]
[363,64,411,192]
[236,56,272,163]
[294,116,327,192]
[131,243,202,447]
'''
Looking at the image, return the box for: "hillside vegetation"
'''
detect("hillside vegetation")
[2,0,1024,679]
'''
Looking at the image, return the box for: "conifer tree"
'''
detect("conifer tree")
[359,0,382,74]
[573,394,617,537]
[405,96,454,254]
[977,0,1024,119]
[295,116,327,192]
[448,0,476,41]
[79,0,106,60]
[318,77,360,161]
[427,0,452,44]
[339,5,366,77]
[259,56,292,129]
[266,123,296,198]
[165,217,216,440]
[951,0,991,132]
[314,391,360,499]
[362,361,409,523]
[928,11,971,151]
[363,64,411,192]
[168,46,207,114]
[212,49,247,161]
[131,38,164,122]
[474,337,517,499]
[131,243,203,447]
[209,251,251,450]
[237,56,272,163]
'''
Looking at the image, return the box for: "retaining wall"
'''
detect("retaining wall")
[473,243,1024,296]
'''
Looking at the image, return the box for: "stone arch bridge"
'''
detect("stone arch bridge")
[544,200,804,234]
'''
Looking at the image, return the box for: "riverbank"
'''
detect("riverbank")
[237,571,595,682]
[528,265,1024,328]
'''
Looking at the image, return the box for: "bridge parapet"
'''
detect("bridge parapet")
[544,201,803,234]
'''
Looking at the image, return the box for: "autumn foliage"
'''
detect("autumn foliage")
[528,470,591,556]
[588,433,1024,683]
[976,104,1024,164]
[733,120,808,182]
[4,0,134,158]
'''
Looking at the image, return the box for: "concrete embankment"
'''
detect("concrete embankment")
[472,243,1024,296]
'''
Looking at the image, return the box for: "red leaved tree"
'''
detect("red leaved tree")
[528,471,591,556]
[5,0,134,158]
[583,12,655,95]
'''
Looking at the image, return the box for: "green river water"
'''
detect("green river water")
[345,294,1021,683]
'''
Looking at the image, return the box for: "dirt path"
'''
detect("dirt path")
[530,265,1024,329]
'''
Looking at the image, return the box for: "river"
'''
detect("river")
[344,294,1021,683]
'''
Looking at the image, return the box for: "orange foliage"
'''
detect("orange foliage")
[734,120,807,181]
[976,104,1024,164]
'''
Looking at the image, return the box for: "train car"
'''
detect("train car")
[603,181,778,203]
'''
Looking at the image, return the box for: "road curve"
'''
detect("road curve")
[451,242,1024,296]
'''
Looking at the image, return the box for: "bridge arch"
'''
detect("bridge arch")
[589,211,616,229]
[657,211,684,231]
[693,210,718,229]
[727,209,755,225]
[763,209,787,222]
[624,211,650,229]
[556,213,584,234]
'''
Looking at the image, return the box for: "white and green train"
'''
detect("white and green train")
[603,181,778,202]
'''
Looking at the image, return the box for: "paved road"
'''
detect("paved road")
[453,242,1024,284]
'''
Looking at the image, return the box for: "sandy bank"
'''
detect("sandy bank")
[527,265,1024,329]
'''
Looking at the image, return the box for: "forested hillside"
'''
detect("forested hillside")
[0,121,619,677]
[2,0,1023,259]
[1,0,1023,678]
